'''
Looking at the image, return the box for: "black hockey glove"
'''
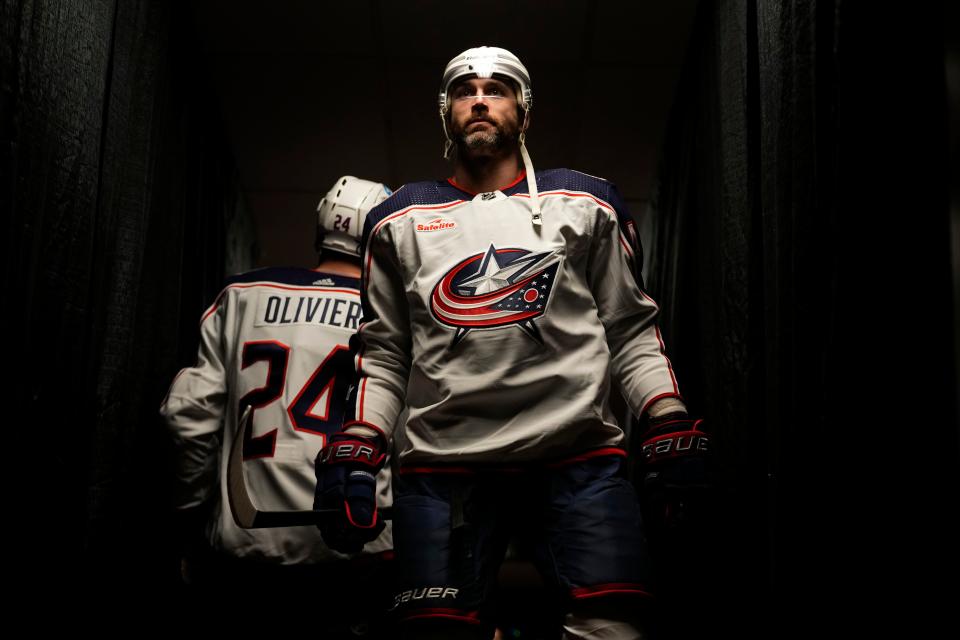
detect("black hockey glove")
[638,413,711,533]
[314,428,387,554]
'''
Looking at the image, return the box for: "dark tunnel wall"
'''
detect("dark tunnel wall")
[647,0,957,636]
[1,0,251,593]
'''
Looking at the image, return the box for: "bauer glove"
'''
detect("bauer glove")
[314,428,387,553]
[638,412,711,532]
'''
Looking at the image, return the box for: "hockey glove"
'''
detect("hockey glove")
[638,413,711,533]
[314,428,387,554]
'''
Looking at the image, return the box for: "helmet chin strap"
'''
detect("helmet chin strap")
[518,110,541,227]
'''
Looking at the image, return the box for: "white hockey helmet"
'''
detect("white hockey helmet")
[316,176,392,257]
[438,46,533,160]
[438,46,542,226]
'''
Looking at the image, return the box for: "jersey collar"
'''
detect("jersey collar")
[445,170,527,197]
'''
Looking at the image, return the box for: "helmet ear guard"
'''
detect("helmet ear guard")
[316,176,392,258]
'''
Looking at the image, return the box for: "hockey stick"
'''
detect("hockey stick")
[227,406,392,528]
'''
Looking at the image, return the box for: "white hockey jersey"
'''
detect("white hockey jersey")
[348,169,682,470]
[160,267,392,563]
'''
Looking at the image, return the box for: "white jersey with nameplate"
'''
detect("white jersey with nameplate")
[161,267,392,563]
[348,169,683,470]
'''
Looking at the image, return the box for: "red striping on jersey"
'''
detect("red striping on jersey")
[637,288,659,306]
[513,189,615,213]
[400,450,628,473]
[359,377,368,421]
[228,283,360,295]
[641,392,686,417]
[512,190,635,259]
[570,583,653,600]
[200,283,359,325]
[398,466,479,475]
[352,322,367,422]
[545,447,628,468]
[628,286,679,395]
[200,289,229,325]
[446,169,527,196]
[654,325,680,393]
[342,420,387,440]
[400,609,482,624]
[364,200,466,283]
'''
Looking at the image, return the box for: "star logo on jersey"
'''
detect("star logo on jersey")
[430,244,562,346]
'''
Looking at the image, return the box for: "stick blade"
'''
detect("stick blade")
[226,406,260,528]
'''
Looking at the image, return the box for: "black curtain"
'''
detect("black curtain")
[2,0,250,597]
[646,1,957,637]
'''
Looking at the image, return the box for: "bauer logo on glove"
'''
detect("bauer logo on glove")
[314,427,387,553]
[639,412,713,531]
[317,441,381,465]
[640,416,710,465]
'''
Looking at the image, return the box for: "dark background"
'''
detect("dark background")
[3,0,957,636]
[188,0,699,269]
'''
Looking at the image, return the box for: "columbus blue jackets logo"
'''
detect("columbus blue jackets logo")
[430,244,562,346]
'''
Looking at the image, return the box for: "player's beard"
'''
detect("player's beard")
[454,116,520,158]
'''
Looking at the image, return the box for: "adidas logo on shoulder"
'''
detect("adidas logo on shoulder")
[312,277,336,286]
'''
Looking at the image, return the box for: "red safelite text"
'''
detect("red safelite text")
[416,221,456,232]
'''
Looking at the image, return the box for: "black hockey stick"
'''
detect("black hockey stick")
[227,407,392,528]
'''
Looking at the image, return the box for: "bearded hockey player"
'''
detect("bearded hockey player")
[160,176,394,630]
[314,47,708,640]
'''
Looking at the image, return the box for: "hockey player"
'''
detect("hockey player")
[160,176,394,632]
[314,47,708,639]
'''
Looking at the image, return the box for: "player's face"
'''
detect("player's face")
[448,76,522,156]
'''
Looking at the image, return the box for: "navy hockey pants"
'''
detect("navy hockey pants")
[390,455,654,631]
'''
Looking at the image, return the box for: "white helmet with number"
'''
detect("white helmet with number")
[438,46,532,160]
[438,46,542,226]
[316,176,392,258]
